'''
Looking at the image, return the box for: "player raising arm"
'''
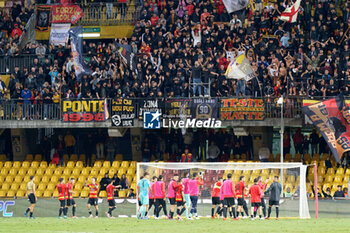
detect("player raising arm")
[57,178,68,219]
[84,177,99,218]
[138,172,152,219]
[168,174,179,220]
[188,172,204,220]
[25,175,36,219]
[105,180,122,218]
[265,176,282,220]
[211,177,223,218]
[249,178,263,220]
[154,175,167,219]
[67,178,77,218]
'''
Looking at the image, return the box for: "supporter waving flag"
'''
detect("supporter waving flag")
[115,43,137,74]
[69,26,92,80]
[225,54,255,81]
[302,95,350,162]
[222,0,250,13]
[279,0,301,23]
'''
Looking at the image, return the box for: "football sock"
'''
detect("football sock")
[96,210,98,216]
[232,208,236,218]
[276,207,279,218]
[59,208,63,216]
[30,212,33,217]
[170,211,174,219]
[262,206,266,217]
[268,207,272,217]
[72,206,76,216]
[89,211,92,215]
[180,207,186,215]
[259,215,262,219]
[241,212,244,217]
[244,205,249,216]
[26,208,30,214]
[145,211,148,216]
[211,208,215,217]
[251,215,254,218]
[63,207,67,216]
[223,207,227,218]
[229,211,233,217]
[254,210,257,217]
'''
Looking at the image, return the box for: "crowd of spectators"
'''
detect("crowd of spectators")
[2,0,350,102]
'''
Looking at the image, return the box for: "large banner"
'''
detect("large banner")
[163,99,192,119]
[302,96,350,162]
[52,5,84,24]
[138,99,162,118]
[36,5,52,31]
[69,26,92,80]
[191,98,218,120]
[220,98,265,120]
[111,98,136,127]
[49,23,71,46]
[62,100,107,122]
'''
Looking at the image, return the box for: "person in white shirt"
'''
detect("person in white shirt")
[258,143,270,162]
[208,141,220,162]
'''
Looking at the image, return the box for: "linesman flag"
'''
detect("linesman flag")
[302,95,350,162]
[225,54,255,81]
[279,0,301,23]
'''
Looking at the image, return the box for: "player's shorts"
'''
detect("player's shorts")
[212,197,220,205]
[67,199,75,206]
[223,197,235,207]
[176,201,185,207]
[149,198,154,206]
[59,199,66,207]
[269,200,280,206]
[88,198,98,206]
[108,199,116,207]
[139,195,149,205]
[28,193,36,204]
[237,198,245,206]
[251,202,261,208]
[220,199,224,205]
[169,197,176,205]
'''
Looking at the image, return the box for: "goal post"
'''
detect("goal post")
[137,162,310,219]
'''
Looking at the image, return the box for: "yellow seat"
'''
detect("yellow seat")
[130,161,137,168]
[63,168,71,176]
[4,161,12,168]
[53,190,59,198]
[94,161,102,168]
[63,154,69,162]
[71,154,78,161]
[294,154,301,162]
[27,168,36,176]
[1,183,10,190]
[67,161,75,168]
[103,161,111,168]
[334,176,343,183]
[115,154,123,161]
[74,183,83,191]
[327,168,335,175]
[47,183,56,191]
[13,161,21,168]
[16,190,26,197]
[121,161,130,168]
[35,190,43,197]
[31,161,39,169]
[34,154,42,161]
[21,161,30,169]
[39,161,48,168]
[50,176,59,183]
[0,161,3,169]
[90,168,99,177]
[80,190,89,198]
[119,190,126,198]
[44,168,54,176]
[14,176,23,183]
[36,168,44,176]
[317,167,326,175]
[41,176,50,184]
[0,190,6,197]
[5,176,14,183]
[78,154,86,162]
[48,163,56,168]
[9,168,18,176]
[344,176,349,183]
[118,168,126,175]
[23,176,31,183]
[130,183,137,190]
[99,190,107,198]
[10,183,19,190]
[54,168,63,176]
[72,168,81,176]
[77,176,87,183]
[0,154,6,162]
[19,183,27,190]
[0,175,4,184]
[76,161,84,168]
[336,168,345,175]
[112,161,120,168]
[25,154,34,161]
[81,168,90,176]
[43,190,53,198]
[7,190,16,197]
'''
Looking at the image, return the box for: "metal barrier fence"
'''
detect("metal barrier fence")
[0,55,41,74]
[0,97,304,121]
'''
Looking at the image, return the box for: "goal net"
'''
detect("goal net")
[136,162,310,219]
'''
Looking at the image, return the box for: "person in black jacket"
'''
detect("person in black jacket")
[333,185,345,198]
[265,176,282,219]
[42,136,51,163]
[99,173,110,195]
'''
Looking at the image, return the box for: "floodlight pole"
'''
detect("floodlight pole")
[280,97,284,196]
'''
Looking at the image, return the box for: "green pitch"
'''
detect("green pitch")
[1,218,349,233]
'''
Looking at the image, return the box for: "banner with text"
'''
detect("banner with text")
[52,5,83,24]
[111,98,136,127]
[164,99,192,119]
[138,99,162,119]
[191,98,218,120]
[302,96,350,162]
[49,23,71,46]
[62,100,107,122]
[220,98,265,120]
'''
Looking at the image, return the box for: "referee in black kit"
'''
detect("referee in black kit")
[265,176,282,220]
